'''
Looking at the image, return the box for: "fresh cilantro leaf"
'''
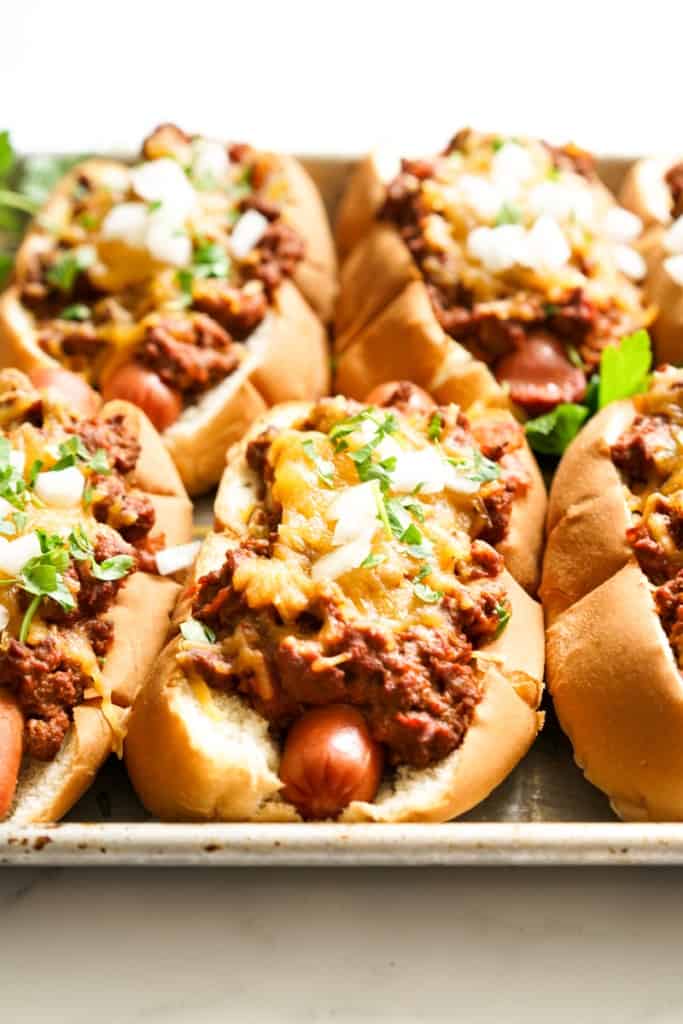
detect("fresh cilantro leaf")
[51,435,90,470]
[543,302,559,317]
[0,440,27,509]
[0,253,13,288]
[302,439,335,486]
[566,344,584,369]
[88,448,110,475]
[19,154,87,207]
[147,199,163,213]
[495,602,511,637]
[46,248,94,293]
[585,373,600,414]
[68,525,93,561]
[360,552,384,569]
[18,534,75,641]
[491,137,505,152]
[394,495,425,523]
[28,459,42,486]
[0,131,14,179]
[61,303,91,322]
[180,618,216,644]
[525,403,589,456]
[427,412,442,442]
[176,267,194,308]
[598,329,652,409]
[413,580,443,604]
[12,511,27,533]
[449,449,501,483]
[192,238,230,279]
[90,554,134,582]
[495,202,521,226]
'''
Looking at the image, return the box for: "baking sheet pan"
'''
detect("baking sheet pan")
[1,151,669,866]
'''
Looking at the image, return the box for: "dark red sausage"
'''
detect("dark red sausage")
[495,334,586,415]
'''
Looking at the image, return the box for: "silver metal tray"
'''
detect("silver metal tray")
[1,151,671,867]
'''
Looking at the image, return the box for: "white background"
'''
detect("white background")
[3,2,683,1021]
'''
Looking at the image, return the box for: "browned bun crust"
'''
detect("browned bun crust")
[335,152,392,260]
[0,156,333,496]
[619,157,683,364]
[334,223,505,410]
[540,400,635,622]
[8,398,192,823]
[125,401,545,823]
[276,154,338,322]
[547,561,683,821]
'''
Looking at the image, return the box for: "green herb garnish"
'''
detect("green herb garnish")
[427,412,442,442]
[360,552,384,569]
[495,203,522,226]
[598,329,652,409]
[525,403,589,457]
[448,450,500,484]
[495,602,511,637]
[61,303,91,322]
[18,532,75,642]
[302,439,335,486]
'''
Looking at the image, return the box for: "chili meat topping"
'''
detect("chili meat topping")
[379,129,650,413]
[178,391,529,770]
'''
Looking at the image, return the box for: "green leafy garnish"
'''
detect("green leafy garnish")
[180,618,216,644]
[45,247,94,293]
[302,439,334,487]
[448,449,500,484]
[0,438,27,509]
[147,199,163,213]
[598,329,652,409]
[51,436,90,470]
[192,238,230,279]
[61,303,90,322]
[88,448,110,475]
[525,403,589,456]
[360,552,384,569]
[18,532,75,642]
[91,555,134,582]
[427,412,442,442]
[27,459,42,486]
[413,581,443,604]
[12,511,27,533]
[495,602,511,637]
[495,203,522,226]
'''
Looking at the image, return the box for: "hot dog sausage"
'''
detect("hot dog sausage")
[279,705,383,819]
[0,690,23,819]
[495,333,586,415]
[101,363,183,432]
[365,380,436,416]
[29,367,101,418]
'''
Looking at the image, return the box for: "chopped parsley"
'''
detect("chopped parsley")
[448,449,500,484]
[302,439,335,487]
[412,564,443,604]
[49,436,110,475]
[360,552,384,569]
[495,203,522,226]
[192,238,230,279]
[427,412,443,442]
[18,531,76,642]
[525,403,589,456]
[46,247,94,293]
[61,303,91,322]
[181,618,216,644]
[494,602,511,637]
[598,329,651,409]
[0,438,27,509]
[66,526,133,581]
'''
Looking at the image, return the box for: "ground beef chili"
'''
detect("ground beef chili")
[68,413,141,474]
[178,394,523,775]
[665,162,683,219]
[378,130,648,412]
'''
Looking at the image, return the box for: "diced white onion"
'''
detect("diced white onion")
[458,175,504,221]
[328,482,379,546]
[0,605,8,631]
[0,496,13,518]
[391,447,451,494]
[8,450,24,476]
[191,139,230,183]
[311,535,373,582]
[374,150,401,184]
[663,215,683,255]
[230,210,270,259]
[523,215,571,272]
[0,533,42,576]
[34,466,85,507]
[155,540,201,576]
[444,466,481,495]
[640,160,674,224]
[145,216,192,267]
[615,244,646,281]
[491,142,534,192]
[527,181,594,225]
[99,166,131,193]
[101,202,150,248]
[664,254,683,286]
[467,224,527,273]
[130,158,197,219]
[604,207,643,243]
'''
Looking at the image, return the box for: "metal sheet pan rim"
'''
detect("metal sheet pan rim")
[3,822,683,866]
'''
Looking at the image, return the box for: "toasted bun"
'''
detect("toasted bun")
[126,400,545,823]
[7,398,192,823]
[0,156,333,495]
[620,157,683,364]
[547,561,683,821]
[335,151,398,260]
[334,224,505,410]
[540,400,635,622]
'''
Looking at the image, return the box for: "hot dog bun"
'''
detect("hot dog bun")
[0,131,335,495]
[542,366,683,819]
[0,372,192,823]
[126,393,545,823]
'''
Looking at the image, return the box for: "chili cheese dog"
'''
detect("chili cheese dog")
[542,365,683,819]
[0,125,336,495]
[0,368,192,822]
[336,129,651,414]
[125,382,545,823]
[620,156,683,363]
